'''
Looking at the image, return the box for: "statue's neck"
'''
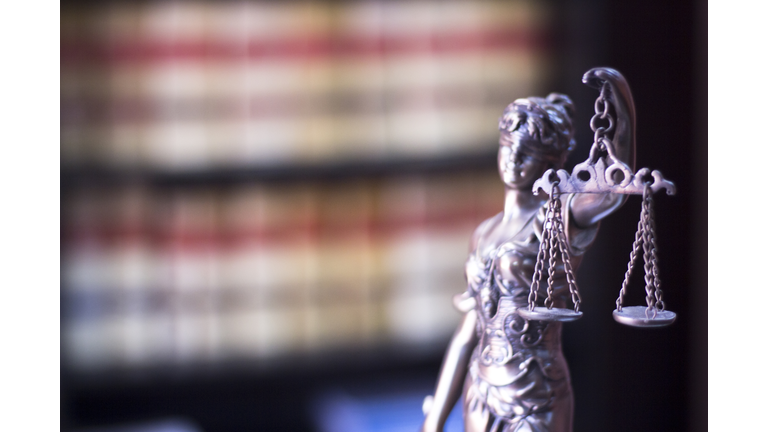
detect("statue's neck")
[502,187,546,223]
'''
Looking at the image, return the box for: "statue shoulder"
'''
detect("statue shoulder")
[469,212,503,252]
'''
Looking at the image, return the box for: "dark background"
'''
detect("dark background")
[61,0,706,431]
[553,1,706,431]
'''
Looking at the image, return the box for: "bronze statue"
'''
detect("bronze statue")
[420,67,639,432]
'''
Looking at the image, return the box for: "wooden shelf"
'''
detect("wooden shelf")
[62,337,449,391]
[61,150,498,188]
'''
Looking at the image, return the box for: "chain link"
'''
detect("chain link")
[590,83,615,155]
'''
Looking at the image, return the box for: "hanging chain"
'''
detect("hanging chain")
[590,83,614,149]
[546,184,582,310]
[646,185,665,312]
[528,182,582,312]
[615,182,666,318]
[528,199,554,310]
[616,216,645,311]
[544,208,559,309]
[554,217,582,312]
[641,183,659,319]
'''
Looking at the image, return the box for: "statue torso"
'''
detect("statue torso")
[459,195,596,431]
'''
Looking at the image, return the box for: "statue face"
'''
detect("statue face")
[498,136,548,189]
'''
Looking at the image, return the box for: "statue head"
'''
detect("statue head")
[497,93,576,188]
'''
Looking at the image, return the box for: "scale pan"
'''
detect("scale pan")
[518,306,583,322]
[612,306,676,328]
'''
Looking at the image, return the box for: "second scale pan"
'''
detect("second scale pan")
[612,306,676,328]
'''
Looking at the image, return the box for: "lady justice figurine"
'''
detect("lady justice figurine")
[420,67,643,432]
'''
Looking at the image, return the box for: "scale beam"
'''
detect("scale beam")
[532,153,676,196]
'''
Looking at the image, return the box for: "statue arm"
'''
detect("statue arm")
[420,309,479,432]
[571,67,637,227]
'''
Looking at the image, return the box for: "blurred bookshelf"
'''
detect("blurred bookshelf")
[62,169,506,371]
[60,0,554,170]
[61,0,556,430]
